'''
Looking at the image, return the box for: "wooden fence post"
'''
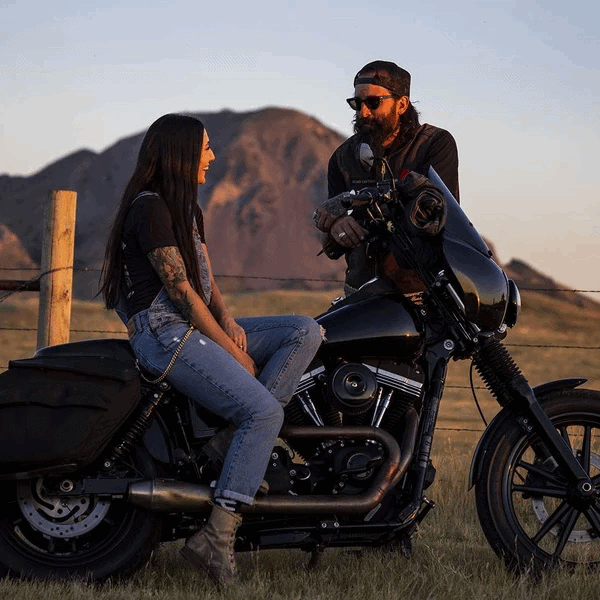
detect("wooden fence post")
[36,190,77,349]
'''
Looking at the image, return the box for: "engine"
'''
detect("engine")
[285,358,423,431]
[268,359,424,496]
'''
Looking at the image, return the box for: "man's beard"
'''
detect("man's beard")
[353,114,400,156]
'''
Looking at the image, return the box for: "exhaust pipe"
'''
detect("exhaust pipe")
[128,416,418,515]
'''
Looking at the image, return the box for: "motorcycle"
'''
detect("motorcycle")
[1,151,600,582]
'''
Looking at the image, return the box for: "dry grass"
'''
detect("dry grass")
[5,444,600,599]
[2,289,600,597]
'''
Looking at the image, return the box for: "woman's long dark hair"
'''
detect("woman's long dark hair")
[100,113,205,309]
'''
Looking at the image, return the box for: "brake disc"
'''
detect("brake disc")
[17,478,110,539]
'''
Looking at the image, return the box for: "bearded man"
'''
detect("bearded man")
[314,60,459,296]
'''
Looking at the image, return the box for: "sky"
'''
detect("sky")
[1,0,599,295]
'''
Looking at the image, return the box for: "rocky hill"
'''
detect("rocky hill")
[0,108,346,298]
[504,259,599,311]
[0,106,597,311]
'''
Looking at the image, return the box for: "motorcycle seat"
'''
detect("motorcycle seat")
[34,338,136,367]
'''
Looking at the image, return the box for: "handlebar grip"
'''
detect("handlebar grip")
[341,194,354,209]
[341,188,379,208]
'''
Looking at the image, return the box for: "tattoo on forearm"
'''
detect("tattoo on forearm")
[148,247,194,320]
[173,291,194,322]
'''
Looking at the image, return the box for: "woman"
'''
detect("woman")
[100,114,322,585]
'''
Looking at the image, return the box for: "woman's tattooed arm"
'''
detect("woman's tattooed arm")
[146,245,257,376]
[147,246,194,321]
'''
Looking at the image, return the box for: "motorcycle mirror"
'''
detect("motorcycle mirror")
[359,143,374,169]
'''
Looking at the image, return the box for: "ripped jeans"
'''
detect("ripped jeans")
[127,289,323,505]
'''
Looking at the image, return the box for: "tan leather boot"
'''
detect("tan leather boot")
[180,504,242,585]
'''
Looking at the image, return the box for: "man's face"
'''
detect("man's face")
[351,82,408,154]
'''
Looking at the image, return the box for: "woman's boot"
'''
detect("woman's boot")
[180,504,242,585]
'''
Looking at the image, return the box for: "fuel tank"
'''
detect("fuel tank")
[316,278,423,360]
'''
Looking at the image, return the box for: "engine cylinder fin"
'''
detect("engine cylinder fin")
[284,395,311,426]
[321,403,343,427]
[365,365,423,399]
[381,393,415,432]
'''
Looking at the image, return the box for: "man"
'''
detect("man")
[314,60,459,296]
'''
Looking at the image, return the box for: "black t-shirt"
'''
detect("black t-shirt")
[120,192,206,319]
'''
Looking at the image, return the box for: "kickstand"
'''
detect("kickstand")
[307,544,325,570]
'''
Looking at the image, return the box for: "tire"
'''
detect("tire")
[0,449,162,582]
[475,388,600,572]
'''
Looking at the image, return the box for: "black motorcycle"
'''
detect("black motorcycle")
[1,157,600,581]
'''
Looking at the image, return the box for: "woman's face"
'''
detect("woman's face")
[197,130,216,185]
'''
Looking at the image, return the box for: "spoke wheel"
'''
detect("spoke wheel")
[476,389,600,572]
[0,449,161,582]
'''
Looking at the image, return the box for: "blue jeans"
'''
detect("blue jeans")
[128,289,322,505]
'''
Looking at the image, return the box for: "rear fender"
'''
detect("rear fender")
[468,378,587,488]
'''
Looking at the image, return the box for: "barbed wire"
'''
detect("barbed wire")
[0,324,599,351]
[0,266,74,303]
[2,266,600,353]
[2,265,600,293]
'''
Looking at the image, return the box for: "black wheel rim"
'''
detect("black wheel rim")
[502,410,600,565]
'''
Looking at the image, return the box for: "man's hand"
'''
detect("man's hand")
[329,215,369,248]
[313,193,351,232]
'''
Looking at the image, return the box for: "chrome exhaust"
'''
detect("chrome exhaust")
[128,417,418,514]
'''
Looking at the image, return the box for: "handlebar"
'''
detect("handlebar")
[341,183,398,209]
[341,188,379,208]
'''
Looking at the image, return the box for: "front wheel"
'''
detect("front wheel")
[476,389,600,572]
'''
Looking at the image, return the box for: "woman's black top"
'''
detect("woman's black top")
[120,192,206,320]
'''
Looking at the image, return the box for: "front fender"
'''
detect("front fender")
[468,378,587,488]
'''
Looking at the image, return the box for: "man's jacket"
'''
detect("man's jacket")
[325,123,459,293]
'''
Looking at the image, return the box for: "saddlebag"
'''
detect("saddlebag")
[0,355,141,478]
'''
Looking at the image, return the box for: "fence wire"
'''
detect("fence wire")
[2,266,600,351]
[2,264,600,292]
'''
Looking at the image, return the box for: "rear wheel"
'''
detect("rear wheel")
[476,389,600,572]
[0,450,161,581]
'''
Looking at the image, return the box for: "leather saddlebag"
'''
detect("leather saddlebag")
[0,355,141,478]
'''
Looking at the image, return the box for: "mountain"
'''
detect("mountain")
[0,223,38,289]
[0,108,346,298]
[0,223,36,269]
[504,259,599,311]
[0,106,597,311]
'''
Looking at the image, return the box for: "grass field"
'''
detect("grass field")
[1,288,600,598]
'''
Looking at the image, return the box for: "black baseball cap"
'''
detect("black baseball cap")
[353,60,411,97]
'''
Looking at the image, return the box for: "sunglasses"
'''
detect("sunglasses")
[346,95,395,111]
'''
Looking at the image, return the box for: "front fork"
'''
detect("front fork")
[474,337,593,497]
[395,341,451,524]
